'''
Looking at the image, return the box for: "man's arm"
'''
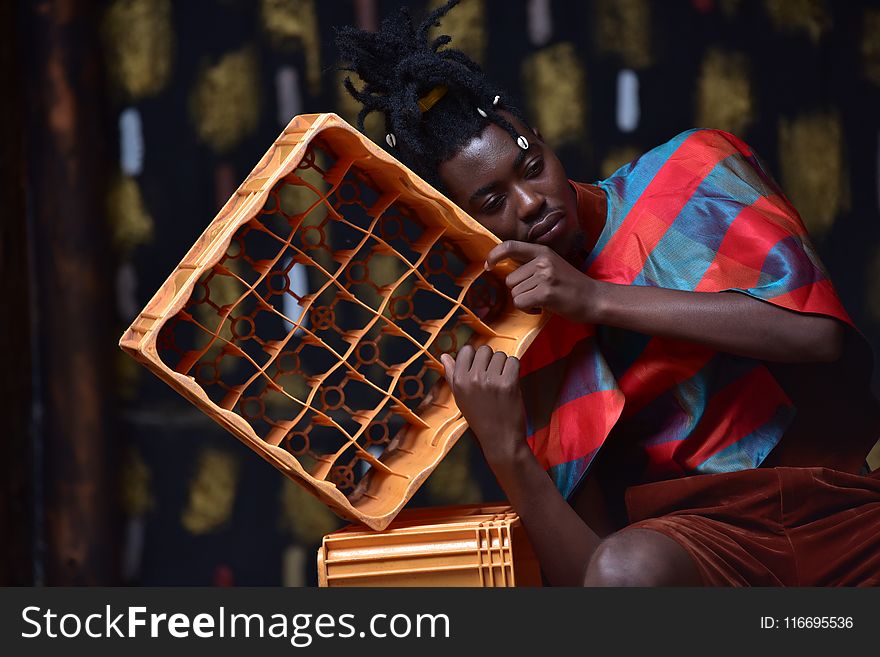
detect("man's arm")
[486,241,845,364]
[593,283,844,363]
[440,345,602,586]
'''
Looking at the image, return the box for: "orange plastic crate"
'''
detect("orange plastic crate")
[119,114,546,530]
[317,504,543,587]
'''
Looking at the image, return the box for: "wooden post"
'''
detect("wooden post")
[24,0,119,585]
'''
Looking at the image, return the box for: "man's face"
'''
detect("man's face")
[437,112,582,259]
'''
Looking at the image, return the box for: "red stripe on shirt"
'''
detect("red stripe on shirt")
[677,364,790,470]
[617,338,716,419]
[694,197,791,292]
[526,388,625,470]
[641,365,789,479]
[518,314,594,377]
[715,130,753,157]
[770,279,852,326]
[589,131,741,284]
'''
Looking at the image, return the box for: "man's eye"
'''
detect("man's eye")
[526,159,544,178]
[483,196,505,212]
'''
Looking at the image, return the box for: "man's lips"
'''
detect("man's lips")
[527,209,565,242]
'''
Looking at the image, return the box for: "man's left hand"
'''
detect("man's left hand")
[485,240,601,323]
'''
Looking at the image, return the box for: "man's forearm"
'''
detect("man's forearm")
[592,281,844,363]
[441,345,603,586]
[487,441,602,587]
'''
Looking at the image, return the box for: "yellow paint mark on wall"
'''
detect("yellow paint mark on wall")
[181,448,239,534]
[428,0,486,66]
[695,48,754,135]
[107,175,154,257]
[862,9,880,86]
[120,446,154,516]
[778,111,847,241]
[764,0,831,43]
[190,48,261,153]
[522,43,587,148]
[102,0,173,99]
[260,0,321,95]
[594,0,652,69]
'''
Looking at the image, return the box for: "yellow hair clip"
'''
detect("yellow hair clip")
[417,85,448,113]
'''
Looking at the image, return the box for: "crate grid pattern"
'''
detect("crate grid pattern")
[121,114,546,529]
[158,142,509,492]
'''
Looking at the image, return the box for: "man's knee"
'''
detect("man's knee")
[583,528,703,587]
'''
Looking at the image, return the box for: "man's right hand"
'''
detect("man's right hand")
[440,344,528,466]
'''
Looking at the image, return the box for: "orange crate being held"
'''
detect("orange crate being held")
[119,113,547,532]
[317,504,542,587]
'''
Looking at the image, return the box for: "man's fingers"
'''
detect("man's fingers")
[488,350,508,376]
[512,288,543,314]
[440,353,455,389]
[442,345,519,395]
[510,277,540,299]
[485,240,546,270]
[504,261,537,289]
[456,344,475,373]
[471,344,494,373]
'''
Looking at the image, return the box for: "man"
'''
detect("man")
[336,0,880,586]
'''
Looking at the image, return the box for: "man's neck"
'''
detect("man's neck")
[569,181,607,264]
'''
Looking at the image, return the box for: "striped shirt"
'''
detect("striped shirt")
[519,129,852,499]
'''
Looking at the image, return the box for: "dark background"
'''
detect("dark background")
[3,0,880,586]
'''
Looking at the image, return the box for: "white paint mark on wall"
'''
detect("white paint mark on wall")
[119,107,144,175]
[527,0,553,46]
[282,258,310,336]
[276,67,303,127]
[616,69,640,133]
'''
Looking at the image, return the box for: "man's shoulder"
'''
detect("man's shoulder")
[597,128,754,185]
[653,128,754,162]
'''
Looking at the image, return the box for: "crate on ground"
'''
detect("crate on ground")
[317,503,542,587]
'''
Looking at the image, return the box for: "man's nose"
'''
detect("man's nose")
[515,184,545,223]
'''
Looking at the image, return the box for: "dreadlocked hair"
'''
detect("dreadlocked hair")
[334,0,529,191]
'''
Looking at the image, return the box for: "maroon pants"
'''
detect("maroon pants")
[625,467,880,586]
